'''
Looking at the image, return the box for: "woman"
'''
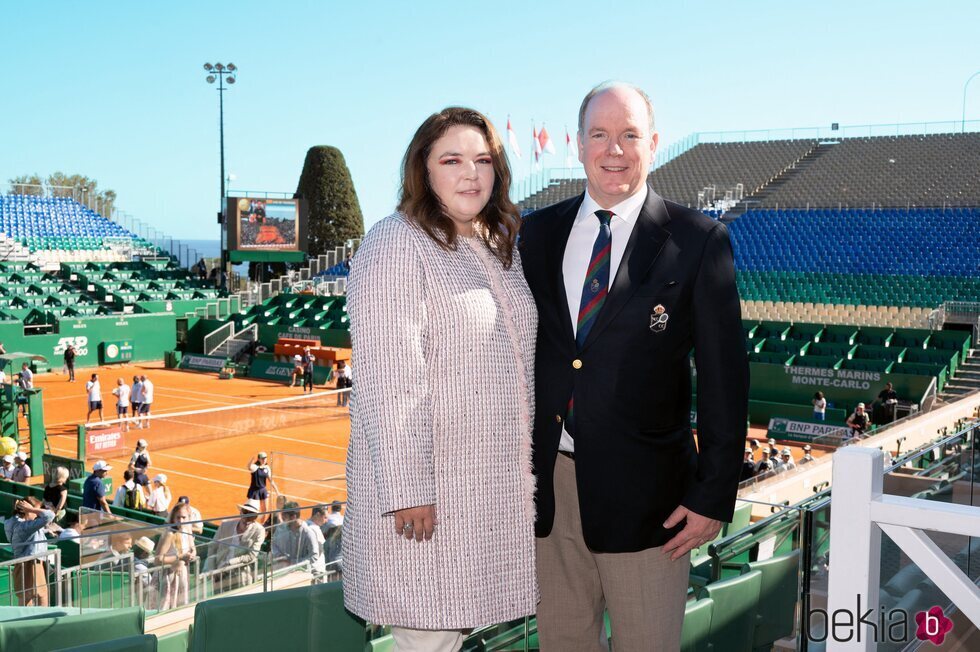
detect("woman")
[146,474,172,518]
[129,438,151,486]
[4,498,55,606]
[342,107,537,650]
[246,452,279,520]
[42,466,69,520]
[155,502,197,610]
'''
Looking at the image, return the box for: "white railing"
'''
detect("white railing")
[204,322,235,355]
[826,447,980,650]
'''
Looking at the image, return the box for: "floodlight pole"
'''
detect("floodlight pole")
[204,62,237,289]
[963,71,980,133]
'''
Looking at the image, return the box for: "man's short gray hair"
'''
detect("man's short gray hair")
[577,81,656,134]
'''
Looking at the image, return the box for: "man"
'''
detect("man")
[20,363,33,389]
[0,454,14,479]
[846,402,871,438]
[64,343,77,382]
[177,496,204,534]
[138,375,154,429]
[271,501,324,584]
[519,82,749,649]
[82,460,113,515]
[99,532,134,569]
[206,499,266,589]
[322,500,344,564]
[11,451,30,482]
[112,378,131,430]
[4,498,54,606]
[85,373,103,424]
[766,447,783,472]
[780,447,797,472]
[307,505,329,582]
[878,382,899,424]
[800,444,816,464]
[740,446,757,481]
[749,437,761,459]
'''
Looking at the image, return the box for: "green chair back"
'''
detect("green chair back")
[741,550,801,651]
[680,597,713,652]
[696,570,762,652]
[53,633,157,651]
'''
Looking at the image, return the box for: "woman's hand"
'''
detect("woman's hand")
[393,504,436,542]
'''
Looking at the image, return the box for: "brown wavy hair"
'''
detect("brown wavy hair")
[398,107,520,268]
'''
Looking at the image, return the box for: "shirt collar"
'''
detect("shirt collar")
[578,184,648,227]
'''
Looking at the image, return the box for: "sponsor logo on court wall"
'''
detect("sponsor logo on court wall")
[179,355,227,371]
[54,336,88,356]
[86,427,125,457]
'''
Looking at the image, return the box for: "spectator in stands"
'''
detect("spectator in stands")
[131,375,144,420]
[0,454,12,479]
[344,106,538,650]
[137,375,154,429]
[146,474,172,517]
[43,466,69,519]
[246,451,279,520]
[85,373,104,424]
[4,497,54,606]
[113,378,131,430]
[129,438,151,487]
[780,448,797,471]
[272,501,324,583]
[64,343,77,382]
[800,444,816,464]
[878,382,899,424]
[846,403,871,438]
[307,505,329,583]
[57,511,83,540]
[302,347,315,393]
[11,451,30,482]
[741,447,756,481]
[99,531,134,569]
[812,391,827,421]
[322,500,344,564]
[177,496,204,535]
[156,502,197,610]
[82,460,113,514]
[0,366,6,385]
[112,469,146,511]
[197,257,208,280]
[749,438,761,459]
[206,499,266,590]
[133,536,158,608]
[0,341,6,354]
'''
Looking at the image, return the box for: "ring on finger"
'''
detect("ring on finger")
[403,523,414,532]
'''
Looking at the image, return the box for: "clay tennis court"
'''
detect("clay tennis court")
[28,362,350,519]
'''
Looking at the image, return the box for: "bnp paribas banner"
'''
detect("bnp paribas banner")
[179,354,228,372]
[249,358,333,385]
[767,417,849,443]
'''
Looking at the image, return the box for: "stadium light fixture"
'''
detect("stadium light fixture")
[963,71,980,133]
[202,61,239,291]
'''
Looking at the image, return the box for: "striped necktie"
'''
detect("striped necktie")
[566,209,613,438]
[576,209,613,349]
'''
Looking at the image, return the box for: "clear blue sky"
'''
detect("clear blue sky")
[2,1,978,239]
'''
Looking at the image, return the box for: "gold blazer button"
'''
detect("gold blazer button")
[572,359,583,369]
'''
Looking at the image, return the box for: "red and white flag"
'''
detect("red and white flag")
[507,118,522,158]
[532,126,542,170]
[565,127,576,166]
[538,125,556,154]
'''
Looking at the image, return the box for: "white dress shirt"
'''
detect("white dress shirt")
[559,185,648,452]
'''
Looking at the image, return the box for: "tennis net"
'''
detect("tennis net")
[79,388,350,460]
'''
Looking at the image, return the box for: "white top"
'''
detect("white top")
[559,185,648,452]
[813,397,827,413]
[112,480,137,507]
[146,485,171,513]
[141,379,154,404]
[21,368,33,388]
[113,384,131,407]
[0,370,6,384]
[86,380,101,402]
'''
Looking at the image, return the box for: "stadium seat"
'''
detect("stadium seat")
[695,570,763,652]
[680,597,714,652]
[0,606,145,652]
[740,550,801,651]
[52,633,157,651]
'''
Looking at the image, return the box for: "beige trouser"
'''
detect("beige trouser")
[391,626,464,651]
[536,454,690,652]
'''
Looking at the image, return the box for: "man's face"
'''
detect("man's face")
[286,514,300,530]
[578,87,658,208]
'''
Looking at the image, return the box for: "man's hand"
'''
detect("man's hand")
[662,505,722,561]
[393,504,437,542]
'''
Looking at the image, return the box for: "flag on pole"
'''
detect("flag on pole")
[565,127,576,167]
[507,117,522,158]
[538,125,556,154]
[532,125,542,171]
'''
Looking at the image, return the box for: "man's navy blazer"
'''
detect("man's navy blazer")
[519,186,749,553]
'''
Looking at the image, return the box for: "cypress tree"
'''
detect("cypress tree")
[296,146,365,259]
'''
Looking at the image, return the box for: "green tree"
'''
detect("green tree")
[9,174,44,195]
[296,146,364,259]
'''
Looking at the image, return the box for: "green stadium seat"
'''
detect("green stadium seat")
[190,581,365,651]
[680,597,713,652]
[367,634,395,651]
[741,551,801,652]
[695,570,762,652]
[53,633,157,651]
[156,628,190,652]
[0,607,145,652]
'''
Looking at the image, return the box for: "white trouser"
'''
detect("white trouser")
[390,626,464,652]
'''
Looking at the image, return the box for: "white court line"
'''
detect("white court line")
[154,385,285,401]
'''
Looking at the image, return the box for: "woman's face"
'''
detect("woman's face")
[175,506,190,524]
[425,125,495,236]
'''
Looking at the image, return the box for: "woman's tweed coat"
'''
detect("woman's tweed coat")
[342,213,539,629]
